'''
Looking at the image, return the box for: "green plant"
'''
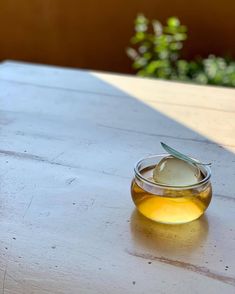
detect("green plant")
[127,15,235,87]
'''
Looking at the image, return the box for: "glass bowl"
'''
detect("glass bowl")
[131,154,212,224]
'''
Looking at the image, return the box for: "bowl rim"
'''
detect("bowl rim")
[134,154,211,190]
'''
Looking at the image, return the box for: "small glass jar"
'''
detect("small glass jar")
[131,154,212,224]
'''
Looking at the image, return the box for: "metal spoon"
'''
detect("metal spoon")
[161,142,212,166]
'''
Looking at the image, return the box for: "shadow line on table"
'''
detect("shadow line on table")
[126,248,235,286]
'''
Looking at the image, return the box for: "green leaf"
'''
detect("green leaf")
[152,20,163,36]
[170,42,182,51]
[173,33,187,41]
[133,57,147,69]
[167,17,180,28]
[126,48,139,60]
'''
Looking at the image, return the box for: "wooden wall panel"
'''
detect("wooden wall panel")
[0,0,234,73]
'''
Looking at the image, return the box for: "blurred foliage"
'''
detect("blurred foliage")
[127,15,235,87]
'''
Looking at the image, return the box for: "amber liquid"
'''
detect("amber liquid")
[131,167,212,224]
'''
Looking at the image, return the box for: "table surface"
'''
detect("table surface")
[0,61,235,294]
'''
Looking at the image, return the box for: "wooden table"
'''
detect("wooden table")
[0,61,235,294]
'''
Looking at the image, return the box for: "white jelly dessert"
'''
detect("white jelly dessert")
[153,156,202,186]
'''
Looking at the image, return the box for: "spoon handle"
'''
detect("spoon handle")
[161,142,212,166]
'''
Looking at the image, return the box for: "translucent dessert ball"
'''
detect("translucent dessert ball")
[153,156,202,186]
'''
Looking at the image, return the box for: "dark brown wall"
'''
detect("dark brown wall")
[0,0,234,73]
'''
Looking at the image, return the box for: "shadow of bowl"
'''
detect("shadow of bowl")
[130,209,209,255]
